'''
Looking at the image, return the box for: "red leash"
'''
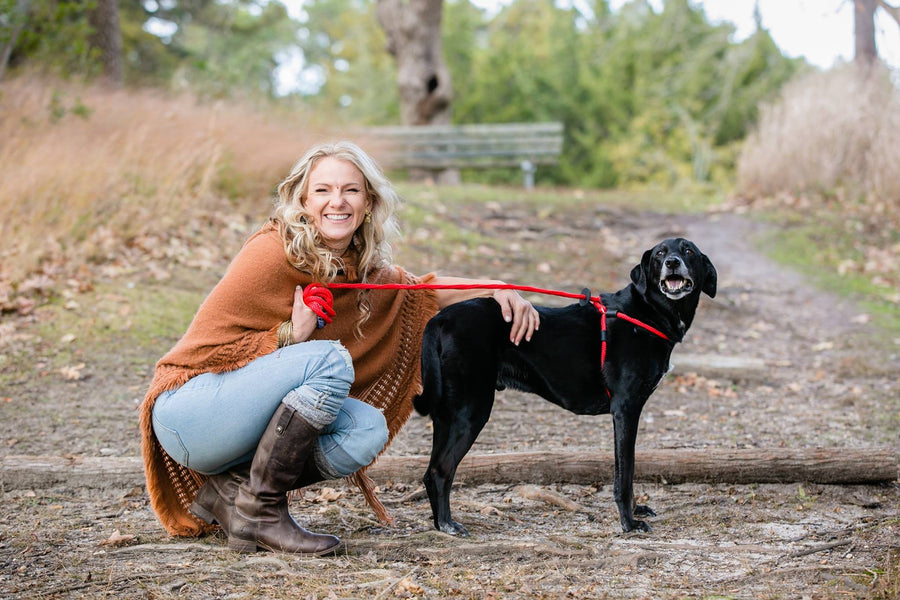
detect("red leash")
[324,282,599,302]
[307,282,670,369]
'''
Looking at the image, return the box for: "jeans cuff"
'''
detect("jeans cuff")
[282,390,336,429]
[314,444,345,479]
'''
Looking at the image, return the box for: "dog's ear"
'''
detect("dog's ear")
[630,249,652,296]
[701,254,717,298]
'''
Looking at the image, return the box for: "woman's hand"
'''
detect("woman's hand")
[291,285,320,343]
[432,276,540,346]
[492,288,540,346]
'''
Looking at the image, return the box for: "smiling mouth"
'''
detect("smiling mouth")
[325,214,351,223]
[660,275,694,297]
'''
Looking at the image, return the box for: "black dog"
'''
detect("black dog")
[413,238,716,535]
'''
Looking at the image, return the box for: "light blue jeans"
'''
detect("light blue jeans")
[151,340,389,478]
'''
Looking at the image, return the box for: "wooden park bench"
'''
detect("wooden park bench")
[360,121,564,188]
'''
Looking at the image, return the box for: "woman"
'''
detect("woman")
[140,141,540,556]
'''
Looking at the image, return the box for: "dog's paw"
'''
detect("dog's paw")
[634,504,656,518]
[437,520,470,537]
[621,518,652,533]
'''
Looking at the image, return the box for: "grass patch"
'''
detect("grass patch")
[392,183,724,270]
[395,182,724,215]
[758,210,900,341]
[397,187,500,253]
[1,277,208,390]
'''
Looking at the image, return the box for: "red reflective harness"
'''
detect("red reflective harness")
[308,282,671,371]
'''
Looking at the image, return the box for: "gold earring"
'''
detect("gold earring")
[364,210,372,224]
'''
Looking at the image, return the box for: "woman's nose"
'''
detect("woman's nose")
[327,191,346,206]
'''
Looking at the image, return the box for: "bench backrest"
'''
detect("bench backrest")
[361,122,564,170]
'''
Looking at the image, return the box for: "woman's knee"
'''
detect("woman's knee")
[320,400,389,477]
[353,403,389,453]
[282,341,355,427]
[297,340,354,396]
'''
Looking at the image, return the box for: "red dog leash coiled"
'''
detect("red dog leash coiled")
[302,283,336,328]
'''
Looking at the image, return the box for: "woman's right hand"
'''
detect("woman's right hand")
[291,285,319,343]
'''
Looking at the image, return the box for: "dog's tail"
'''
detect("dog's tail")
[413,326,441,417]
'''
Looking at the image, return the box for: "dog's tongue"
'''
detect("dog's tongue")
[665,277,685,292]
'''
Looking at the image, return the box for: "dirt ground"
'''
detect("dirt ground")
[1,197,898,599]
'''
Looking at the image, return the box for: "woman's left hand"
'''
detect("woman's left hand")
[492,289,540,345]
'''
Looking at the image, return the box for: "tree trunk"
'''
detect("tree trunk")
[0,0,31,83]
[88,0,124,85]
[854,0,879,68]
[375,0,459,183]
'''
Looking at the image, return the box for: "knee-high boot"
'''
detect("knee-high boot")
[227,403,342,555]
[189,463,250,532]
[189,443,333,532]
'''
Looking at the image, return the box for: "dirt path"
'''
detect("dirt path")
[1,202,898,599]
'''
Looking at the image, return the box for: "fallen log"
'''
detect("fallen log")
[2,448,896,492]
[1,455,145,492]
[367,448,900,486]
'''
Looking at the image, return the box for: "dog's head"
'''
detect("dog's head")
[630,238,717,301]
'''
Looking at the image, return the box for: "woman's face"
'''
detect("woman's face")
[303,157,372,254]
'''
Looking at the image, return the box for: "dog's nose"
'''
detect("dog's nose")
[664,256,681,269]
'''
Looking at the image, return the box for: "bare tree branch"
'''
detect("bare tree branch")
[879,1,900,27]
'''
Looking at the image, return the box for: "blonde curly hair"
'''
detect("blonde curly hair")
[271,141,401,331]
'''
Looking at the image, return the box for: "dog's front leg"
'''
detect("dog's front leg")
[612,408,653,533]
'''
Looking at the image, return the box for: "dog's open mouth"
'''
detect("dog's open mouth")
[660,275,693,298]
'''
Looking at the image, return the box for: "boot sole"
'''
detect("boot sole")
[228,537,343,556]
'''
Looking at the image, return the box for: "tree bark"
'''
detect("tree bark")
[855,0,880,67]
[2,448,897,491]
[88,0,124,85]
[375,0,452,126]
[0,0,31,83]
[365,448,898,486]
[375,0,458,183]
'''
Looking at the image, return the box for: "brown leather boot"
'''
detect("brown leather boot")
[190,450,328,531]
[292,452,331,490]
[227,403,342,555]
[189,463,250,531]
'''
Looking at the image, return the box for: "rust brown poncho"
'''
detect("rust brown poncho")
[139,223,438,536]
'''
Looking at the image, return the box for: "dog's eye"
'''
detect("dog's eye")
[684,248,694,256]
[656,250,665,258]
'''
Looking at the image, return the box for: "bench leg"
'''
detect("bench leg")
[520,160,536,189]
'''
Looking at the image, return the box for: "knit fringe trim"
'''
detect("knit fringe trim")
[346,274,439,524]
[141,327,280,536]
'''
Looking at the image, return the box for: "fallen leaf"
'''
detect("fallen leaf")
[59,363,86,381]
[396,577,425,595]
[99,530,136,547]
[312,487,344,503]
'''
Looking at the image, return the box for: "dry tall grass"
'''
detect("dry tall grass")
[0,74,341,289]
[737,65,900,208]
